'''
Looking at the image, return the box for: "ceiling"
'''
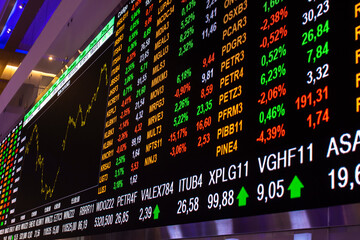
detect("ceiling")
[0,0,122,139]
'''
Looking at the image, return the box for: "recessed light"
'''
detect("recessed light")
[48,56,54,61]
[19,2,26,9]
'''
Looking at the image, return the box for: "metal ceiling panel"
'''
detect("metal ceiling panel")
[17,0,61,52]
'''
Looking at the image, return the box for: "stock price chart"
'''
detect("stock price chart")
[0,0,360,239]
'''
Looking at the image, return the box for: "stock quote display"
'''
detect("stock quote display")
[0,0,360,239]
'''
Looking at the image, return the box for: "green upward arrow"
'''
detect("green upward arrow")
[153,204,160,220]
[237,187,249,207]
[288,175,304,199]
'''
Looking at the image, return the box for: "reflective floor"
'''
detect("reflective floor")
[64,226,360,240]
[61,203,360,240]
[185,226,360,240]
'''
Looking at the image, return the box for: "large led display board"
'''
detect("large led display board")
[1,0,360,239]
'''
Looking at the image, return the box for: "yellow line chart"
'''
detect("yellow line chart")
[25,63,108,200]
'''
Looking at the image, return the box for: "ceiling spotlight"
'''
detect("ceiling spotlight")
[6,28,12,34]
[48,56,54,61]
[19,3,26,9]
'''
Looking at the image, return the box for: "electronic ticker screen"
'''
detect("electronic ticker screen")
[1,0,360,239]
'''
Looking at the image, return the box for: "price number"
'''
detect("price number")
[302,0,329,25]
[302,20,329,46]
[139,206,152,222]
[130,174,138,185]
[196,116,212,131]
[328,164,360,190]
[202,68,214,84]
[94,214,114,228]
[177,197,199,215]
[131,161,139,172]
[198,133,210,147]
[203,52,215,68]
[207,190,235,210]
[78,220,88,231]
[202,22,217,39]
[205,7,217,23]
[307,63,329,85]
[295,86,328,110]
[257,179,284,203]
[201,84,213,99]
[307,108,329,129]
[197,99,213,116]
[307,41,329,64]
[115,211,129,225]
[206,0,217,9]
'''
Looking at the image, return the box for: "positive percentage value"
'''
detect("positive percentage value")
[181,12,195,30]
[260,25,287,49]
[196,116,212,131]
[295,86,328,110]
[177,68,192,84]
[259,103,285,125]
[113,180,124,190]
[181,0,196,17]
[170,142,187,157]
[307,41,329,64]
[174,112,189,127]
[261,63,286,85]
[256,124,286,144]
[175,82,191,98]
[258,83,286,105]
[260,6,288,31]
[179,39,194,57]
[263,0,284,13]
[174,97,190,113]
[261,44,286,67]
[177,197,199,215]
[114,167,125,178]
[180,25,195,43]
[168,127,188,143]
[307,108,329,129]
[329,164,360,190]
